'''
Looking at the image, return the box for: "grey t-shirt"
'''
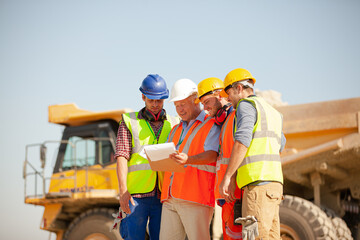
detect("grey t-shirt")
[234,97,286,152]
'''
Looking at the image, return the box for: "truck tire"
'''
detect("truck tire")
[63,208,122,240]
[331,217,353,240]
[279,195,337,240]
[322,207,354,240]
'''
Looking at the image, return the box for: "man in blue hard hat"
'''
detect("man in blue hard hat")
[115,74,179,240]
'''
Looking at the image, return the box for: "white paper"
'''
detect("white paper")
[143,142,176,162]
[138,146,147,159]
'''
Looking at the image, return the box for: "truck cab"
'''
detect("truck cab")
[24,104,131,240]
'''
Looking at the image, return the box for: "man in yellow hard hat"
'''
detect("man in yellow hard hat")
[219,68,286,240]
[197,77,243,240]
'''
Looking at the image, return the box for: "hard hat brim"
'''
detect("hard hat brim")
[169,95,187,102]
[220,89,228,98]
[140,89,169,100]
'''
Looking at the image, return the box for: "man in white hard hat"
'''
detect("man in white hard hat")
[160,78,221,240]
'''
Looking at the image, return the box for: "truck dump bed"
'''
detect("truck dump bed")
[277,97,360,203]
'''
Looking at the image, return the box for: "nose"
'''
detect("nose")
[204,104,210,111]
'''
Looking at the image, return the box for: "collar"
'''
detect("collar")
[138,108,167,121]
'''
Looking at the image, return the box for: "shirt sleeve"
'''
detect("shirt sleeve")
[234,100,257,148]
[115,120,132,160]
[203,123,221,152]
[280,132,286,152]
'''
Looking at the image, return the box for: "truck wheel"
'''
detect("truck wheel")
[322,207,354,240]
[63,208,123,240]
[331,217,353,240]
[280,195,337,240]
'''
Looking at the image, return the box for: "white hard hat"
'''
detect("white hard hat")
[169,78,198,102]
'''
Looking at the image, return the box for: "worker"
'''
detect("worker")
[160,78,221,240]
[115,74,178,240]
[219,68,286,240]
[197,77,243,240]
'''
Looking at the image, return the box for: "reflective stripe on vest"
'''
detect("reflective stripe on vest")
[235,97,283,189]
[182,117,216,174]
[122,112,176,194]
[161,115,217,207]
[128,112,141,155]
[251,100,281,145]
[128,163,152,172]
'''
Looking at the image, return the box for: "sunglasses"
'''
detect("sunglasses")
[224,84,234,95]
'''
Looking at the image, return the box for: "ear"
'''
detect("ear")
[235,83,242,93]
[142,94,146,101]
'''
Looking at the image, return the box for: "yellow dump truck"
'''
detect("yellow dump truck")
[24,98,360,240]
[24,103,131,240]
[277,97,360,240]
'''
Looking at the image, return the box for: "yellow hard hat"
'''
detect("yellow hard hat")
[221,68,256,97]
[197,77,224,100]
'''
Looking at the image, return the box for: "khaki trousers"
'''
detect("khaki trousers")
[242,182,283,240]
[160,197,214,240]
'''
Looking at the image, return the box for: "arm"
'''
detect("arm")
[280,132,286,153]
[219,140,248,202]
[115,121,135,214]
[116,156,134,214]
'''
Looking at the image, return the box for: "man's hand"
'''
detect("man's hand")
[169,152,188,165]
[227,174,237,202]
[219,175,231,202]
[119,189,135,215]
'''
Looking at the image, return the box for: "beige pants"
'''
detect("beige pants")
[160,197,214,240]
[242,182,283,240]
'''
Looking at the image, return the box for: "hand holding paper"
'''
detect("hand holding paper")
[144,142,185,172]
[169,152,188,165]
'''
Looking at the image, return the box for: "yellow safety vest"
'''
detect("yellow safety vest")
[122,112,178,195]
[235,96,283,189]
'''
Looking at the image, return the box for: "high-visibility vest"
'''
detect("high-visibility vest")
[122,112,178,195]
[161,116,217,207]
[235,96,283,189]
[215,110,241,200]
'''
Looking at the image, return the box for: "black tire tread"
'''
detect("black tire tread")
[280,195,337,240]
[63,208,120,240]
[331,217,353,240]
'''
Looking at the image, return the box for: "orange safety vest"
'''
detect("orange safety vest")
[161,116,217,207]
[215,110,242,200]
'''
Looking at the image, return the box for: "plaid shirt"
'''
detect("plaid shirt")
[115,110,165,198]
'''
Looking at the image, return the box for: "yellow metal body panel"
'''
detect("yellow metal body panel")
[277,97,360,154]
[48,103,132,126]
[48,163,119,194]
[56,231,64,240]
[40,203,62,230]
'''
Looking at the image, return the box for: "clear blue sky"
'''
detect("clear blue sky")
[0,0,359,239]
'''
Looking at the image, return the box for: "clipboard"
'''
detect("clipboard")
[144,142,185,173]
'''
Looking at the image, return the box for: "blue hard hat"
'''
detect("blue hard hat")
[139,74,169,99]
